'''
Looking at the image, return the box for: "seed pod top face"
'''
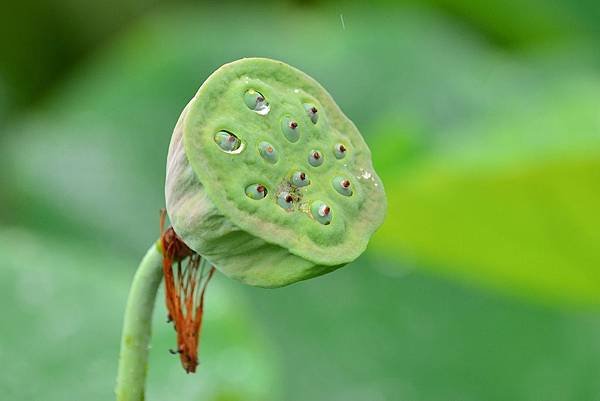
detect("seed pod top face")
[166,58,386,287]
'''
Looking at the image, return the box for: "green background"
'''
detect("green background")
[1,1,599,400]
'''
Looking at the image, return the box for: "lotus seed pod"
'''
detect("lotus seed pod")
[165,58,386,287]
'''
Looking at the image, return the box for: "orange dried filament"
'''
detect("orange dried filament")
[160,212,215,373]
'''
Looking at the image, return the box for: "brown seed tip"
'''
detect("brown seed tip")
[342,180,350,188]
[311,107,318,114]
[266,146,273,153]
[257,96,265,102]
[285,195,293,203]
[290,121,298,129]
[339,144,346,152]
[313,152,321,159]
[323,206,331,215]
[257,185,265,193]
[300,172,306,180]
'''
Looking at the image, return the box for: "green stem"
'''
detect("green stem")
[115,241,163,401]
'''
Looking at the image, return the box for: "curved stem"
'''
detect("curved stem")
[115,241,163,401]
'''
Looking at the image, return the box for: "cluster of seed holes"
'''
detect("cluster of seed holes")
[220,88,356,225]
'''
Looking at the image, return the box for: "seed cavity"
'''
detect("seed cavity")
[334,143,347,159]
[245,184,268,200]
[333,176,353,196]
[259,141,278,163]
[304,103,319,124]
[281,117,300,142]
[311,201,332,225]
[277,191,294,210]
[244,89,270,115]
[291,171,310,187]
[308,150,323,167]
[214,130,243,153]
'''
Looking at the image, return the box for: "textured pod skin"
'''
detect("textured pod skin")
[166,58,386,287]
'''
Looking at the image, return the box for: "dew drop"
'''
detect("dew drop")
[244,89,270,115]
[245,184,268,200]
[214,130,243,153]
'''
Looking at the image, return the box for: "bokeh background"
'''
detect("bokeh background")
[1,1,600,400]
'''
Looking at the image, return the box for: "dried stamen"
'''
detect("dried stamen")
[160,210,216,374]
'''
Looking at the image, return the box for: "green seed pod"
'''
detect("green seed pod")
[166,58,386,287]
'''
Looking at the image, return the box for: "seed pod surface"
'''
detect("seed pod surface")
[166,58,386,287]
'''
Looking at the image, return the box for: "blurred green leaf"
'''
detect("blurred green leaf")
[372,78,600,305]
[240,254,600,401]
[0,228,278,401]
